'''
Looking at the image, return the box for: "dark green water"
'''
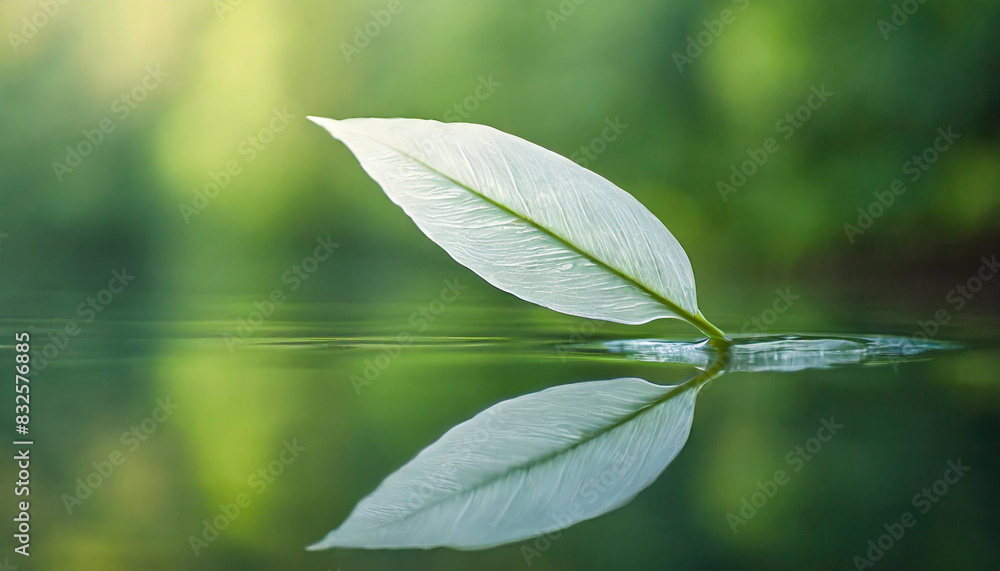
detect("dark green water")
[1,287,997,570]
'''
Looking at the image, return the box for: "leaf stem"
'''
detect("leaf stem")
[688,311,730,343]
[657,350,727,403]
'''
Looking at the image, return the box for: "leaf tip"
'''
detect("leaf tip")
[305,536,331,551]
[306,115,340,132]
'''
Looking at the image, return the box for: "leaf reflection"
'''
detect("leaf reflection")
[309,334,956,550]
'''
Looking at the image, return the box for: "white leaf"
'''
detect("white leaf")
[307,377,698,550]
[309,117,724,338]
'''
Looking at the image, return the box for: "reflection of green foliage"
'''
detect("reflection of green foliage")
[159,350,296,506]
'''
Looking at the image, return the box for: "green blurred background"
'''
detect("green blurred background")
[1,1,998,569]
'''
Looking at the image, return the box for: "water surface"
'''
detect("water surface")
[2,291,997,570]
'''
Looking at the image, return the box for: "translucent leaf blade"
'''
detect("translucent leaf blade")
[309,117,700,325]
